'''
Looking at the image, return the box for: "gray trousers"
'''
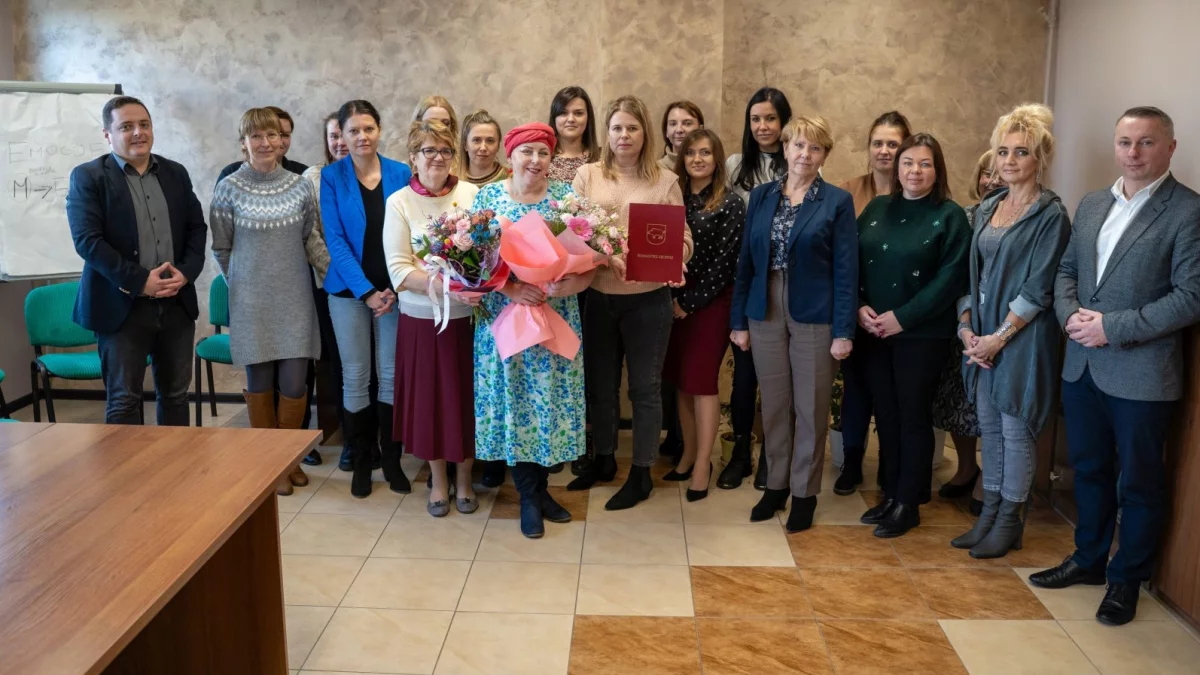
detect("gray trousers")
[748,272,836,497]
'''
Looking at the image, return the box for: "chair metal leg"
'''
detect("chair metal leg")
[40,369,56,423]
[30,361,40,423]
[206,360,218,416]
[0,384,8,419]
[194,356,203,427]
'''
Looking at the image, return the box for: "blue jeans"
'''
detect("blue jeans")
[97,297,195,426]
[975,375,1034,502]
[1063,367,1174,584]
[328,294,397,414]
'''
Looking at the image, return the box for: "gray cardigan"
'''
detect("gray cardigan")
[963,188,1071,435]
[1054,174,1200,401]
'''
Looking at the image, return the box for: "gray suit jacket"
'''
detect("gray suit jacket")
[1054,174,1200,401]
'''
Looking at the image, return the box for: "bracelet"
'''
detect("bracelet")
[956,322,972,337]
[993,321,1017,342]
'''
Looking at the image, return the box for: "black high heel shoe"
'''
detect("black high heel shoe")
[938,468,980,499]
[664,461,711,482]
[686,487,709,502]
[662,462,696,481]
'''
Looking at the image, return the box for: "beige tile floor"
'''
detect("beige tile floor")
[14,399,1200,674]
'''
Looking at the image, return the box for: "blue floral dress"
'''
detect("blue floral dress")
[471,181,586,466]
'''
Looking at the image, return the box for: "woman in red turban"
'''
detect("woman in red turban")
[471,122,595,538]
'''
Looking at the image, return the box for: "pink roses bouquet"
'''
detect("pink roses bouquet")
[544,193,627,259]
[414,206,509,330]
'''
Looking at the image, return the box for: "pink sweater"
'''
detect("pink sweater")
[573,163,692,295]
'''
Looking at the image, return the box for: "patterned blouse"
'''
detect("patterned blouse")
[547,153,590,183]
[768,175,823,270]
[674,185,746,313]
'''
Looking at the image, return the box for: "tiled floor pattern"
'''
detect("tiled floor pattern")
[16,400,1200,674]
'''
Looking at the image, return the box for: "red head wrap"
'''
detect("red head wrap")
[503,122,557,159]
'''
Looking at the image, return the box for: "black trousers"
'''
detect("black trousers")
[730,342,758,436]
[861,335,948,506]
[97,297,194,426]
[584,287,673,467]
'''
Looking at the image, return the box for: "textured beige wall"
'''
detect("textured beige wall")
[12,0,1047,394]
[723,0,1047,200]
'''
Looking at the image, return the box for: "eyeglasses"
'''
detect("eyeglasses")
[248,132,281,143]
[420,147,455,159]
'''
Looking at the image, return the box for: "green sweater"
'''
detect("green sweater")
[857,194,970,339]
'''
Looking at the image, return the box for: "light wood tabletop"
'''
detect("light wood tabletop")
[0,423,320,674]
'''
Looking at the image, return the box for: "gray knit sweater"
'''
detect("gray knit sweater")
[210,164,321,367]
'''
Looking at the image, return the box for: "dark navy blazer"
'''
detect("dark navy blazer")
[319,154,412,299]
[66,153,208,334]
[730,178,859,338]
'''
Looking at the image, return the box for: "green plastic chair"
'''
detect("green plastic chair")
[0,367,9,419]
[24,281,101,423]
[194,275,232,426]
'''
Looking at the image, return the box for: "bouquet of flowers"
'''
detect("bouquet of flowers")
[414,206,509,330]
[544,193,627,259]
[489,209,612,361]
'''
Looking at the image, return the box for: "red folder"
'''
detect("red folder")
[625,203,686,284]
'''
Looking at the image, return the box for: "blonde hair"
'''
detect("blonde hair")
[600,95,660,182]
[407,119,458,177]
[780,114,835,154]
[457,109,502,176]
[990,103,1055,180]
[238,107,282,159]
[969,149,997,201]
[413,95,459,140]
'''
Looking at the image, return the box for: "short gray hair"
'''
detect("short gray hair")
[1118,106,1174,139]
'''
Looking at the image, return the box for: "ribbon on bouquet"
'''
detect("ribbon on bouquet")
[491,211,602,360]
[423,255,458,333]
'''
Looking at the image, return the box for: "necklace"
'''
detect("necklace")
[992,191,1036,229]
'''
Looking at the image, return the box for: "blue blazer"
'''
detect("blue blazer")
[319,154,413,298]
[66,153,208,334]
[730,178,859,338]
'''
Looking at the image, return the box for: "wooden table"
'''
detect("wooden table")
[0,422,320,674]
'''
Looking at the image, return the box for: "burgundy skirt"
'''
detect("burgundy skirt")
[393,314,475,462]
[663,289,732,396]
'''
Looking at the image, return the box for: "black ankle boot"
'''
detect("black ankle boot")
[536,466,571,523]
[605,465,652,510]
[567,453,616,491]
[873,503,920,538]
[376,402,410,494]
[512,463,545,538]
[785,495,818,533]
[750,488,789,522]
[717,434,753,489]
[753,450,768,491]
[346,408,373,498]
[481,461,507,488]
[833,446,864,496]
[338,443,353,472]
[860,496,895,525]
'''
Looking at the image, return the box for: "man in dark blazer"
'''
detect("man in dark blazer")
[1032,106,1200,626]
[66,96,207,426]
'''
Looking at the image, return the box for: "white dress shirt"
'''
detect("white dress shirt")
[1095,171,1171,278]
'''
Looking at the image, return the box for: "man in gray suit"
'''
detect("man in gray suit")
[1030,107,1200,626]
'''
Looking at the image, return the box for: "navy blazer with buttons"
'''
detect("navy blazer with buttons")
[66,153,208,334]
[319,154,412,299]
[730,178,859,338]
